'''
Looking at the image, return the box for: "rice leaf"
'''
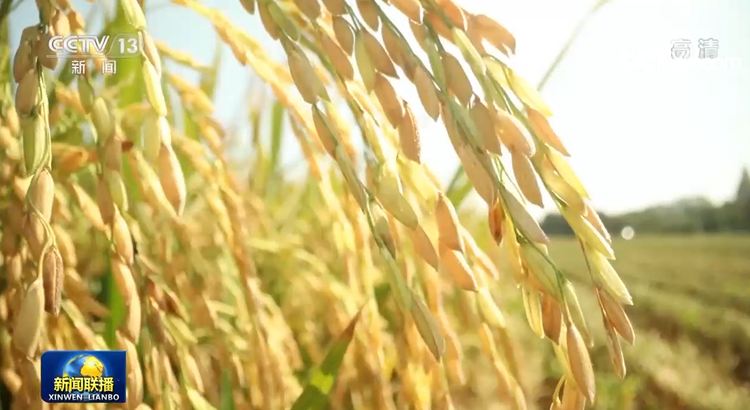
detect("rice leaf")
[268,100,285,176]
[199,35,223,100]
[187,388,218,410]
[290,307,363,410]
[446,167,474,208]
[219,369,235,410]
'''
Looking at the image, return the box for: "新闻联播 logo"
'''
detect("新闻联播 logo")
[41,350,127,403]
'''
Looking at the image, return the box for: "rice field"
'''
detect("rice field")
[535,234,750,410]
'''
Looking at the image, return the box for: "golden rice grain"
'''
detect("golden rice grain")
[312,105,337,156]
[15,69,41,116]
[363,30,398,78]
[357,0,379,30]
[561,378,586,410]
[54,87,86,115]
[410,224,439,270]
[470,97,502,155]
[12,42,34,84]
[520,242,562,298]
[67,9,85,31]
[597,288,635,345]
[141,32,162,78]
[536,156,585,215]
[142,113,170,164]
[332,16,355,55]
[0,369,21,395]
[488,199,505,244]
[122,294,142,342]
[382,24,411,78]
[604,321,627,379]
[96,174,115,225]
[390,0,422,22]
[28,168,55,223]
[561,206,613,259]
[335,145,367,209]
[355,33,377,91]
[526,107,570,156]
[373,73,403,127]
[583,200,611,243]
[91,98,115,143]
[563,282,592,349]
[435,193,463,252]
[36,33,58,70]
[413,66,440,120]
[239,0,256,14]
[294,0,321,20]
[373,204,396,256]
[321,31,354,80]
[409,20,427,50]
[441,51,472,105]
[321,0,346,16]
[42,247,64,316]
[143,60,167,117]
[287,46,324,104]
[439,242,478,291]
[585,247,632,305]
[117,333,144,406]
[373,162,419,230]
[521,286,545,339]
[541,294,562,343]
[425,12,452,41]
[103,170,128,213]
[546,148,589,199]
[566,324,595,403]
[510,149,544,207]
[258,3,281,40]
[11,279,44,358]
[51,227,76,269]
[2,106,19,136]
[398,102,421,163]
[436,0,466,30]
[455,141,497,205]
[112,212,135,265]
[17,356,41,397]
[494,108,535,157]
[269,3,300,40]
[469,13,516,55]
[121,0,147,30]
[158,144,187,216]
[410,295,445,360]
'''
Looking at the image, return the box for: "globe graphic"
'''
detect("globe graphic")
[62,355,108,400]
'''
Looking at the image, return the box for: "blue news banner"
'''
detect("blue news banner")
[41,350,127,403]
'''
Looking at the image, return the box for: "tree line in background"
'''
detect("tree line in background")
[541,169,750,236]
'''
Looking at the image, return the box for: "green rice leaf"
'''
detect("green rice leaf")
[268,99,285,177]
[219,369,235,410]
[199,35,223,100]
[290,307,363,410]
[187,388,217,410]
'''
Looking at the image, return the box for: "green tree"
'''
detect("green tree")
[735,168,750,230]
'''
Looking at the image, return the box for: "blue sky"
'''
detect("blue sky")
[11,0,750,216]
